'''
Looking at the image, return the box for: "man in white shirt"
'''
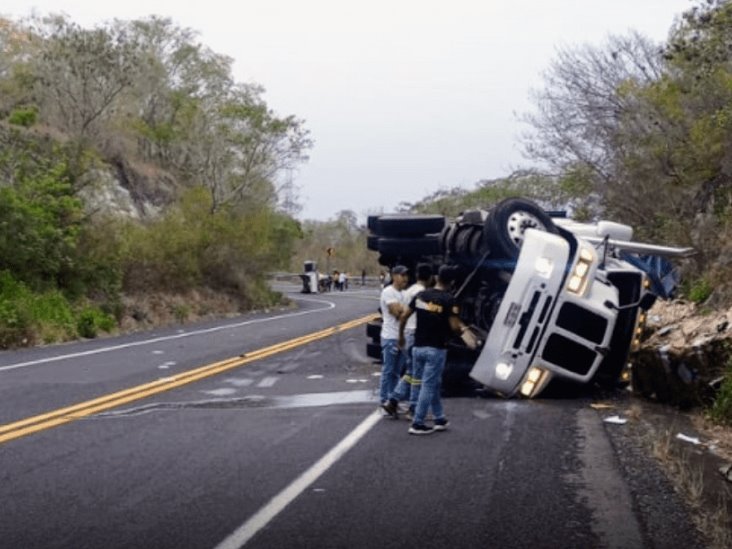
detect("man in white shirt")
[381,263,433,419]
[378,265,409,406]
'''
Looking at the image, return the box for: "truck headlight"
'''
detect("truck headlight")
[567,247,595,295]
[495,362,514,380]
[520,367,545,397]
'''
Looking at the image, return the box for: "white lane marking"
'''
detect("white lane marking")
[152,350,164,355]
[224,378,254,387]
[257,376,279,388]
[214,410,381,549]
[202,388,238,396]
[0,297,336,373]
[306,374,323,380]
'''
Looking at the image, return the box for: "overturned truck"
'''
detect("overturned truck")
[366,198,693,398]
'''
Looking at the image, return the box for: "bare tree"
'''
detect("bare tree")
[521,32,667,217]
[29,15,142,143]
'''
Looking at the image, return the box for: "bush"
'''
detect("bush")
[709,357,732,425]
[0,270,117,347]
[76,306,116,339]
[0,272,34,347]
[0,156,82,291]
[0,271,77,347]
[119,187,298,307]
[686,278,713,304]
[8,106,38,127]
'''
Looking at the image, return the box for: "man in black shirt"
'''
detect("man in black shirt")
[398,265,475,435]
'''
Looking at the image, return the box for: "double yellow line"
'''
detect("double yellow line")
[0,313,378,445]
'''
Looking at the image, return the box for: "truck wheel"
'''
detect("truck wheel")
[366,320,382,340]
[377,235,441,256]
[367,235,379,251]
[483,198,558,259]
[367,215,381,233]
[376,215,445,237]
[367,341,382,362]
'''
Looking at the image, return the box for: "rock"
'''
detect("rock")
[632,300,732,409]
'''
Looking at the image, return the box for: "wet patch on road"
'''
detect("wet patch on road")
[86,390,376,418]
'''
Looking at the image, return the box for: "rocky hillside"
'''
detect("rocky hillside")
[633,300,732,415]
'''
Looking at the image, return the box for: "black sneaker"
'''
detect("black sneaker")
[433,418,449,431]
[380,399,399,419]
[405,407,415,421]
[408,423,435,435]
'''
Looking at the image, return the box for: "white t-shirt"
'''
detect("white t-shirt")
[380,285,405,340]
[403,282,425,332]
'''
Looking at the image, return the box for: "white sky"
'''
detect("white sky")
[1,0,693,221]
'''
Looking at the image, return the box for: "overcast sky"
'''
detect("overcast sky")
[2,0,693,221]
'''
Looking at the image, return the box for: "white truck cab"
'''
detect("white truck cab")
[470,228,621,397]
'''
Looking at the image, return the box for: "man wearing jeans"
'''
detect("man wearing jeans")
[398,265,475,435]
[380,263,433,420]
[378,265,409,408]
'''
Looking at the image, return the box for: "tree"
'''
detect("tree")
[0,17,37,117]
[189,85,312,213]
[124,16,233,167]
[26,15,142,145]
[521,32,667,219]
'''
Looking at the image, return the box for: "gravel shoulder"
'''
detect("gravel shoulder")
[595,389,732,549]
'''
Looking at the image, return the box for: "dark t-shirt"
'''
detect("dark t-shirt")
[409,288,458,349]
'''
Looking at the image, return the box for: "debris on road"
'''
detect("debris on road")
[676,433,702,445]
[603,415,628,425]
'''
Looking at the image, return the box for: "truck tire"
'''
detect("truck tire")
[483,198,558,260]
[367,341,382,362]
[366,320,382,340]
[367,235,379,251]
[377,235,441,256]
[367,215,381,233]
[376,215,445,237]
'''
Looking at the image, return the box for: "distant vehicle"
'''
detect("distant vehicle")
[299,260,319,293]
[366,198,692,398]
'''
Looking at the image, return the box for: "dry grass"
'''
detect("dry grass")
[118,289,293,332]
[646,426,731,549]
[691,413,732,463]
[696,498,732,549]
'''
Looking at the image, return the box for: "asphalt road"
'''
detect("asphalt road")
[0,283,706,548]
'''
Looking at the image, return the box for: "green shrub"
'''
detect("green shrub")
[0,271,77,346]
[119,186,298,304]
[8,106,38,127]
[709,353,732,425]
[76,307,115,339]
[687,278,713,304]
[0,272,34,347]
[0,157,82,291]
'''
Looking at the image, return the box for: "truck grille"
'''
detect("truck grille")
[542,334,596,376]
[556,303,607,344]
[512,291,541,350]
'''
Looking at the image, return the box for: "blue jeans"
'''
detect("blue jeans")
[411,346,447,426]
[380,338,406,403]
[388,331,418,409]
